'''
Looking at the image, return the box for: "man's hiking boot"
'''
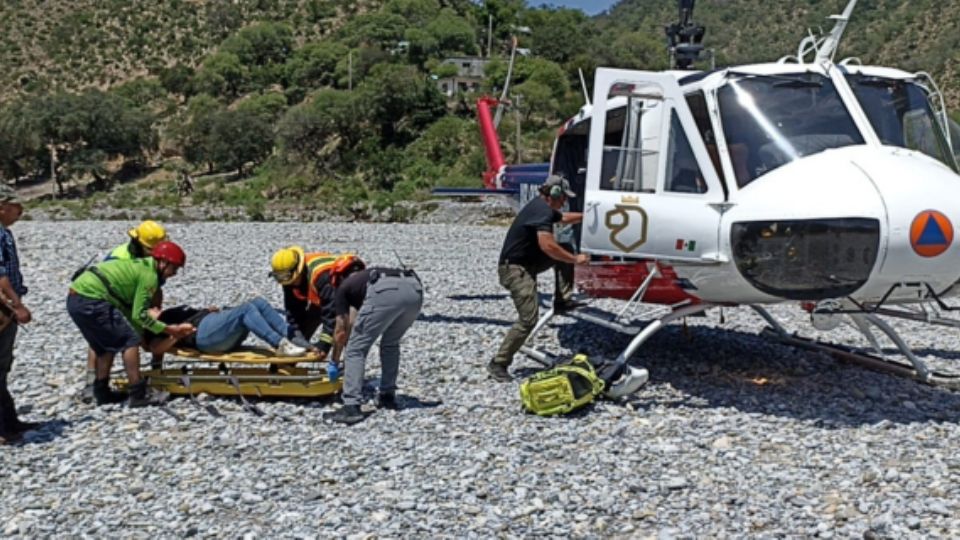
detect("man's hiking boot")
[377,391,400,410]
[93,379,127,406]
[127,382,169,408]
[486,361,512,382]
[327,404,365,425]
[554,299,588,313]
[276,337,308,357]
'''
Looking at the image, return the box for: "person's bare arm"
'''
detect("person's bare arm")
[331,313,353,364]
[0,276,29,324]
[537,232,589,265]
[560,212,583,225]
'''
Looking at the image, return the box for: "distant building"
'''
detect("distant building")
[435,56,488,97]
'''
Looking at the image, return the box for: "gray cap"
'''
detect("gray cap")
[543,175,576,198]
[0,184,20,204]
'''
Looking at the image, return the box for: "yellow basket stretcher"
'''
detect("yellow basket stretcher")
[119,347,342,411]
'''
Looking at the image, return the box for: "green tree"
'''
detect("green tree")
[338,12,407,49]
[384,0,440,25]
[406,115,475,167]
[207,108,275,176]
[521,8,590,66]
[0,101,42,182]
[426,9,477,55]
[158,64,196,97]
[602,31,669,71]
[284,41,349,95]
[277,88,360,169]
[237,92,288,122]
[29,90,157,193]
[193,52,245,97]
[178,94,224,172]
[358,63,446,145]
[513,80,556,122]
[404,28,439,66]
[221,22,295,67]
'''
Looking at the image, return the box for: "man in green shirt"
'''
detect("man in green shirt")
[67,241,194,407]
[81,220,169,403]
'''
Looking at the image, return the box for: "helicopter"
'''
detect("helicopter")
[475,0,960,394]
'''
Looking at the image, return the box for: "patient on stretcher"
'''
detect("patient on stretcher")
[145,297,308,358]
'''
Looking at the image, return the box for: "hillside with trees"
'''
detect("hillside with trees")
[0,0,957,220]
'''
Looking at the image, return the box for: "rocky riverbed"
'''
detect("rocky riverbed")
[2,221,960,538]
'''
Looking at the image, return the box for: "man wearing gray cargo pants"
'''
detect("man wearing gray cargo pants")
[327,267,423,425]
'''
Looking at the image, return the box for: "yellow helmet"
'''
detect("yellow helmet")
[128,220,168,249]
[270,246,305,285]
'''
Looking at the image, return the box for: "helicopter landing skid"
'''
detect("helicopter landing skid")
[752,305,960,389]
[520,302,716,398]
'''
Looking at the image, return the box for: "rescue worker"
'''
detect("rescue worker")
[81,220,168,402]
[269,247,366,360]
[67,241,194,407]
[106,220,168,261]
[488,175,589,382]
[0,185,41,444]
[326,266,424,424]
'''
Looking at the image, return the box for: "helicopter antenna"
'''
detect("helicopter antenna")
[578,68,591,106]
[665,0,706,70]
[815,0,858,63]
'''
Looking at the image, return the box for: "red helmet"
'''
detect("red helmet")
[151,241,186,267]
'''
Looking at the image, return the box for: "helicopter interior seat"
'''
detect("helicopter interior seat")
[667,168,706,193]
[726,143,751,186]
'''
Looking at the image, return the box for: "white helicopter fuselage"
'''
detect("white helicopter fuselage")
[553,61,960,307]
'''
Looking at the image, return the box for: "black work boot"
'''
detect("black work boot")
[93,378,127,406]
[377,391,399,410]
[486,361,512,382]
[126,381,169,408]
[327,404,365,425]
[554,298,588,313]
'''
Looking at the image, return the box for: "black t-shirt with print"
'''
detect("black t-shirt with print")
[498,197,562,271]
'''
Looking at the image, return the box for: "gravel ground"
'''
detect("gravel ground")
[2,221,960,538]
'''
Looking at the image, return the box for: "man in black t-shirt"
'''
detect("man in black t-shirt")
[488,175,589,382]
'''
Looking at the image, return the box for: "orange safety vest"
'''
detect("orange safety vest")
[291,253,364,305]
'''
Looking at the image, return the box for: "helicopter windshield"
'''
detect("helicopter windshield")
[844,73,958,172]
[717,72,864,187]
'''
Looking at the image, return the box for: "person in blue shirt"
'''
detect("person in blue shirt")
[0,185,40,444]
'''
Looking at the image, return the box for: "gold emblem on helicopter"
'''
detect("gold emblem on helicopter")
[605,204,648,252]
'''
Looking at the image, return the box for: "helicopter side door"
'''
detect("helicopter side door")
[581,69,726,264]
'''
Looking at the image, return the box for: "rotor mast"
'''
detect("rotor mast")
[814,0,859,63]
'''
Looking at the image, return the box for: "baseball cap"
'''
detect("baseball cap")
[544,175,576,198]
[0,184,21,204]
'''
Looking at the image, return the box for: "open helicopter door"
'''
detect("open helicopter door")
[581,69,727,267]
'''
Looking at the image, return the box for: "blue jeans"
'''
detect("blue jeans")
[195,297,290,353]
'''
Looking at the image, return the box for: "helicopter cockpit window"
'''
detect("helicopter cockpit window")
[845,73,958,172]
[665,110,707,193]
[717,72,864,187]
[600,85,664,193]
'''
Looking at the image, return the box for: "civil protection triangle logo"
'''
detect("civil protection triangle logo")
[910,210,953,257]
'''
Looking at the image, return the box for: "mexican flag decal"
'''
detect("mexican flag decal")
[675,239,696,251]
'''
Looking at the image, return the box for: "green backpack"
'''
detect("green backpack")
[519,354,605,416]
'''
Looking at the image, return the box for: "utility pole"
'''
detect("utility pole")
[486,14,493,58]
[514,94,522,164]
[48,144,57,198]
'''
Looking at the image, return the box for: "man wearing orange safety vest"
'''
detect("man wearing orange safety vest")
[269,246,366,360]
